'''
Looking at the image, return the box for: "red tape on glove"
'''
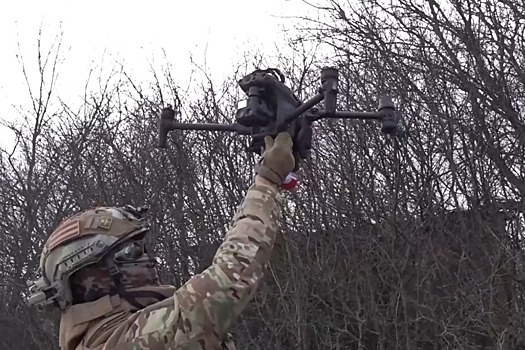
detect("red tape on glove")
[281,172,298,190]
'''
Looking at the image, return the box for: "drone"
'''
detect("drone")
[157,67,398,160]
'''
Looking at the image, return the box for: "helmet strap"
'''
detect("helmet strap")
[104,255,142,309]
[104,254,167,309]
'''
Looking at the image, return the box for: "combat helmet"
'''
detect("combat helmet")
[26,205,152,311]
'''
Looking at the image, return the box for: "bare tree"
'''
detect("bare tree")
[3,4,525,348]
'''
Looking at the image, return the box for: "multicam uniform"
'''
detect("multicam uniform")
[28,183,283,350]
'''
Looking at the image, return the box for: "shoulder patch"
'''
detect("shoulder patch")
[98,216,113,230]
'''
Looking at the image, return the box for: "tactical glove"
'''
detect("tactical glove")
[256,132,296,186]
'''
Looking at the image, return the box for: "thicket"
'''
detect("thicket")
[1,0,525,348]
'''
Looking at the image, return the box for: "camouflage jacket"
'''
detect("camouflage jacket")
[59,183,283,350]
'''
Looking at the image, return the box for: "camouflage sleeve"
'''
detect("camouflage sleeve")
[104,183,283,350]
[172,183,282,345]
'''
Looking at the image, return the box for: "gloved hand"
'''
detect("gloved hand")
[255,132,296,186]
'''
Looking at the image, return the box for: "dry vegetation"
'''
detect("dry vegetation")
[1,0,525,348]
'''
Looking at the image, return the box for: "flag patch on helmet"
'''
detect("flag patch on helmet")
[46,220,81,250]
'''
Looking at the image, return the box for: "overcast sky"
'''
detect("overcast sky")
[0,0,317,150]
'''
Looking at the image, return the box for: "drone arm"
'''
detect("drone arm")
[167,121,252,134]
[284,93,324,124]
[309,94,397,135]
[315,110,383,120]
[158,111,252,148]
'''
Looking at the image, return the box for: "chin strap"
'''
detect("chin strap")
[104,255,166,309]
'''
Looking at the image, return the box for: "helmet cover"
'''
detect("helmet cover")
[27,205,150,310]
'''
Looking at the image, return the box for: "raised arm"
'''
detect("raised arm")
[104,132,297,350]
[172,176,282,346]
[172,132,296,347]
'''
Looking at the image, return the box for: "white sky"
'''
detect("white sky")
[0,0,318,150]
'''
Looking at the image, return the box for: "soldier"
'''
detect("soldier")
[26,132,298,350]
